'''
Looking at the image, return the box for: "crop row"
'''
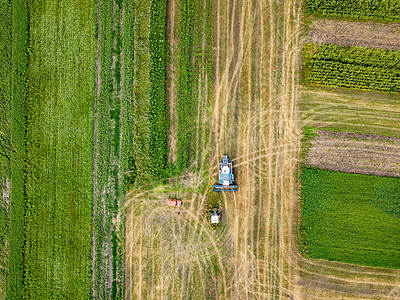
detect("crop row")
[132,0,152,183]
[176,0,195,172]
[304,44,400,93]
[306,0,400,22]
[0,0,12,297]
[122,0,135,186]
[0,0,28,298]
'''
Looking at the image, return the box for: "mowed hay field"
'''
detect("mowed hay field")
[125,0,304,298]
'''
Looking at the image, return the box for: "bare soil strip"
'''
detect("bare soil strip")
[307,18,400,50]
[305,130,400,177]
[166,0,179,164]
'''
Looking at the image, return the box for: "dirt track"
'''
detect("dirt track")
[125,1,400,299]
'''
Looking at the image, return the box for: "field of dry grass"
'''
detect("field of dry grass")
[125,1,400,299]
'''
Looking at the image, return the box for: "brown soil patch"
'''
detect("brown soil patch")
[307,18,400,50]
[166,0,179,165]
[305,130,400,177]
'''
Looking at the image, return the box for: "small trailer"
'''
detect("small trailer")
[165,198,182,208]
[211,208,219,224]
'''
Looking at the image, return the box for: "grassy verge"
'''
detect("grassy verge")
[300,166,400,269]
[304,44,400,93]
[24,1,95,298]
[305,0,400,23]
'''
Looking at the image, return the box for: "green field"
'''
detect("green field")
[304,44,400,93]
[305,0,400,22]
[23,1,95,298]
[300,167,400,269]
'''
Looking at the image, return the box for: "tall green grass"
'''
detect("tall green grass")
[24,1,95,298]
[300,167,400,269]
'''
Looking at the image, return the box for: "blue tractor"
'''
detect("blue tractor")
[213,155,238,192]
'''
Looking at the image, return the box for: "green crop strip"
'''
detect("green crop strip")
[149,0,168,179]
[305,0,400,23]
[0,0,12,297]
[0,0,28,298]
[122,0,135,186]
[176,0,195,172]
[131,0,169,183]
[24,1,95,298]
[304,44,400,93]
[300,167,400,269]
[132,0,152,183]
[9,0,28,298]
[191,0,213,172]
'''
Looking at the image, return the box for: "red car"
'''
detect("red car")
[165,198,182,208]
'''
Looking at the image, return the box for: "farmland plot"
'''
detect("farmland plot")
[307,18,400,50]
[91,0,127,298]
[301,167,400,269]
[305,0,400,23]
[126,0,304,298]
[300,86,400,137]
[24,1,95,298]
[123,0,400,299]
[304,44,400,93]
[304,130,400,177]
